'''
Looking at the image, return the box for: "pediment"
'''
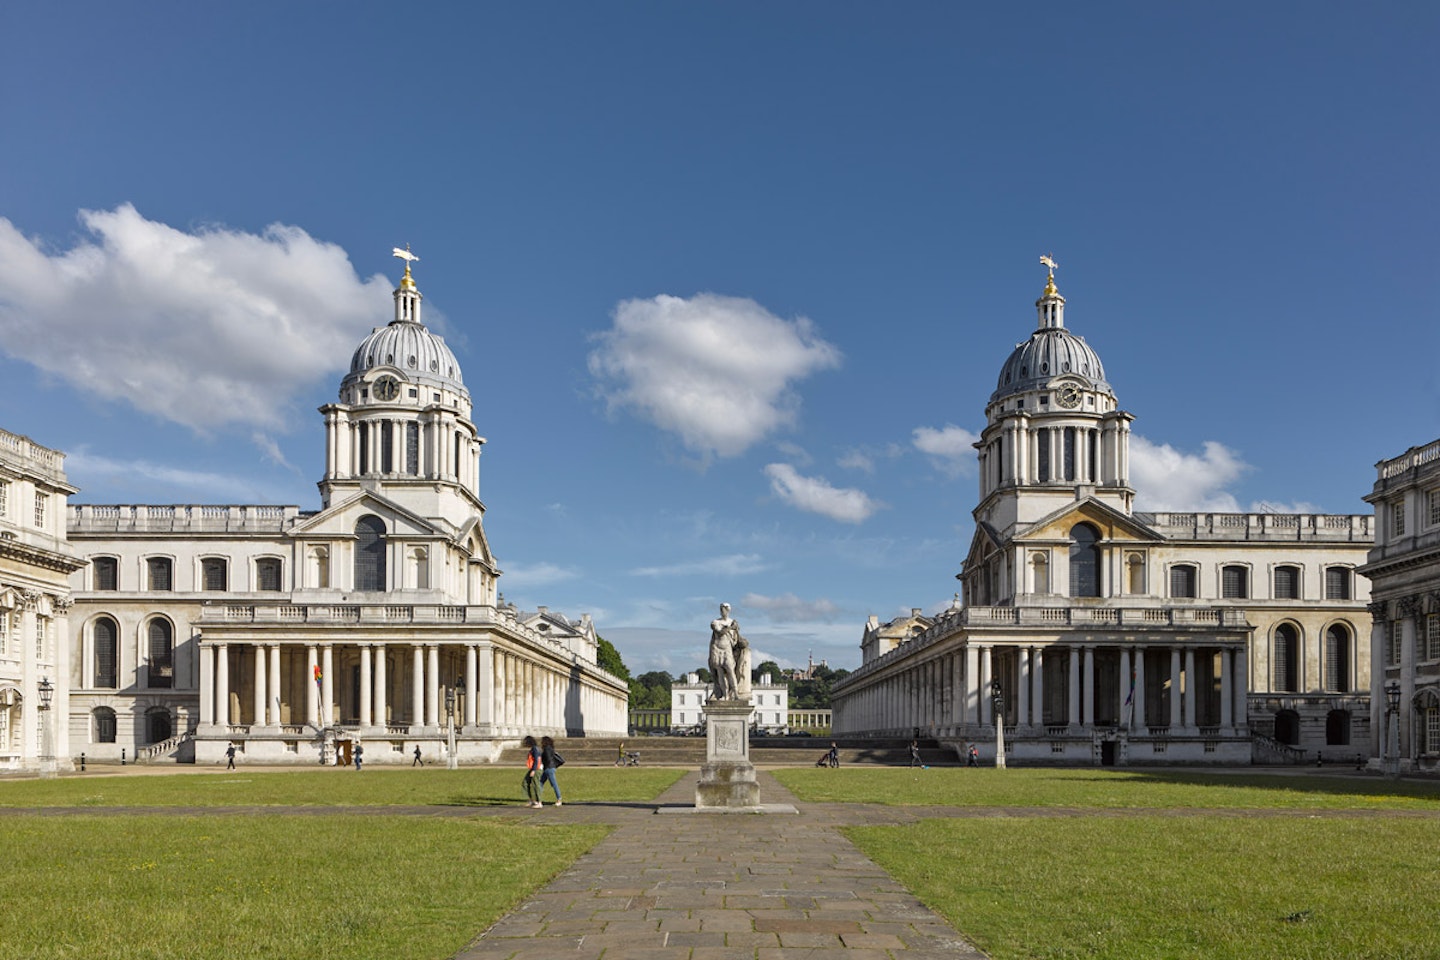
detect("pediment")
[963,520,1005,569]
[289,490,445,539]
[1014,497,1164,545]
[456,515,496,568]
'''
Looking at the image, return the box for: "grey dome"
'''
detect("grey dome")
[347,319,465,393]
[990,326,1111,403]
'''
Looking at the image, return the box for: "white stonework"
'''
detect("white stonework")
[0,429,85,770]
[832,271,1373,765]
[672,672,789,733]
[62,262,627,765]
[1359,438,1440,773]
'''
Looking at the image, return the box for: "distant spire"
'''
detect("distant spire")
[1036,252,1065,329]
[391,245,423,323]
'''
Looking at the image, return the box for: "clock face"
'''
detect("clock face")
[1056,384,1081,408]
[373,376,400,401]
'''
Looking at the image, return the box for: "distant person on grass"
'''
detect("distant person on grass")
[540,735,564,806]
[909,740,922,768]
[412,745,423,767]
[523,735,543,808]
[225,743,236,770]
[354,743,363,771]
[827,741,839,768]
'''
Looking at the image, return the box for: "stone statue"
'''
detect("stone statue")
[708,602,752,701]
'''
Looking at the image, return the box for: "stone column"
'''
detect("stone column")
[1233,644,1249,732]
[1133,647,1146,729]
[267,645,281,726]
[1219,647,1233,729]
[412,646,425,727]
[306,645,318,727]
[1018,648,1031,730]
[427,645,441,727]
[979,646,992,725]
[1118,647,1130,728]
[1170,648,1183,729]
[1082,646,1095,726]
[359,645,372,727]
[374,644,388,727]
[321,645,335,727]
[252,644,266,727]
[1032,647,1045,728]
[199,644,214,726]
[216,644,230,725]
[465,644,479,728]
[1068,646,1081,726]
[1183,648,1197,729]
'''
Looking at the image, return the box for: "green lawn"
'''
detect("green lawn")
[774,766,1440,810]
[849,816,1440,960]
[0,815,607,960]
[0,766,684,807]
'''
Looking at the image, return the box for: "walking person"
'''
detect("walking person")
[224,743,236,770]
[539,735,564,806]
[354,742,363,771]
[827,741,839,768]
[967,743,979,767]
[412,745,423,767]
[909,740,922,768]
[522,736,543,808]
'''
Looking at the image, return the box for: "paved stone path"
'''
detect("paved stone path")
[454,770,988,960]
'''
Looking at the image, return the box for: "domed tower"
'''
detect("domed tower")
[973,258,1135,537]
[318,251,486,533]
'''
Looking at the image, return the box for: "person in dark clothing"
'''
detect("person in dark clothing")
[354,743,364,771]
[412,745,423,767]
[225,743,236,770]
[967,743,979,767]
[827,741,839,768]
[523,735,542,807]
[909,740,922,767]
[539,735,563,806]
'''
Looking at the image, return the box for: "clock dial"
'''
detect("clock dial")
[373,376,400,401]
[1056,384,1081,408]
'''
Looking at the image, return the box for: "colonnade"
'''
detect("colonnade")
[834,641,1248,737]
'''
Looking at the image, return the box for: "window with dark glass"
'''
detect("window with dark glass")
[354,515,387,592]
[1063,428,1076,481]
[1037,428,1051,482]
[93,556,118,591]
[1169,565,1197,598]
[381,422,394,473]
[145,706,171,744]
[146,557,173,591]
[95,707,117,744]
[148,619,174,688]
[256,558,282,592]
[1069,523,1101,597]
[1221,565,1249,599]
[1324,624,1350,691]
[201,558,228,592]
[406,422,419,474]
[1274,624,1300,692]
[359,427,370,473]
[1324,566,1350,600]
[94,616,118,689]
[1274,565,1301,600]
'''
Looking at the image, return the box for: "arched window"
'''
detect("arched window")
[354,516,387,592]
[145,706,171,744]
[1324,624,1351,692]
[1069,524,1101,598]
[201,557,228,592]
[1274,623,1300,692]
[1221,565,1249,599]
[1030,553,1049,594]
[148,619,174,689]
[94,707,117,743]
[1325,709,1351,746]
[1274,709,1301,745]
[94,616,118,689]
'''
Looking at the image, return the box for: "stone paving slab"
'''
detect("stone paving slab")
[454,770,988,960]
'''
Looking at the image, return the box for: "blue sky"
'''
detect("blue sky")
[1,4,1435,674]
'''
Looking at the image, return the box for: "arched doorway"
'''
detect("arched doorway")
[1274,709,1301,745]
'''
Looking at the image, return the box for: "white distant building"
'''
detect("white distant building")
[833,267,1373,765]
[671,672,789,733]
[59,258,627,765]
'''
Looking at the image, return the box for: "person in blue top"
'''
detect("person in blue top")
[539,735,563,806]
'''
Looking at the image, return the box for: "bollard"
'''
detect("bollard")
[121,748,126,766]
[80,752,86,772]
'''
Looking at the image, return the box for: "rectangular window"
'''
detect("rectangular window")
[1169,566,1197,599]
[1429,615,1440,662]
[406,422,420,474]
[0,479,7,518]
[1389,622,1403,666]
[0,610,7,656]
[1428,707,1440,756]
[1221,566,1248,599]
[201,558,227,591]
[1063,427,1076,481]
[1037,428,1051,482]
[1431,490,1440,527]
[256,558,282,592]
[1324,567,1350,601]
[1392,501,1406,537]
[34,491,47,528]
[147,557,173,591]
[1273,566,1300,600]
[93,556,118,591]
[381,422,394,473]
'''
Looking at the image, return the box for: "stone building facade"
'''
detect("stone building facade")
[1359,438,1440,772]
[63,259,627,764]
[831,267,1372,764]
[671,673,789,733]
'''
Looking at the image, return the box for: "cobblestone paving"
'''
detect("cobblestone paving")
[454,770,989,960]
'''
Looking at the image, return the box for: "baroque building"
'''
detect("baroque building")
[0,430,85,770]
[831,265,1373,764]
[1358,438,1440,772]
[64,257,627,765]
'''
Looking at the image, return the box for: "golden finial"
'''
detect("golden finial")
[392,244,419,290]
[1039,254,1058,297]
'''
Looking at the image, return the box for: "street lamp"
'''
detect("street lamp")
[1385,681,1402,778]
[37,676,56,779]
[990,678,1006,770]
[445,685,458,770]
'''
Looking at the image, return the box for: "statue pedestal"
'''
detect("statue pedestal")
[696,698,759,809]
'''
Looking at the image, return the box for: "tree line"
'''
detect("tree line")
[597,637,849,710]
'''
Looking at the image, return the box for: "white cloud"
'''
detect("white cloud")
[630,554,769,577]
[500,561,580,589]
[65,449,281,502]
[588,293,842,459]
[251,432,299,473]
[764,463,882,524]
[837,449,874,472]
[741,592,841,623]
[912,424,980,476]
[1130,436,1247,511]
[0,205,391,434]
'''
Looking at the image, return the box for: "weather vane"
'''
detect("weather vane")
[392,244,419,267]
[1040,254,1057,280]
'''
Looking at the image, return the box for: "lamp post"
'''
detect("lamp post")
[445,685,458,770]
[990,678,1006,770]
[1385,681,1402,778]
[37,676,56,779]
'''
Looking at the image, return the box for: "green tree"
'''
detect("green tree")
[753,660,785,685]
[596,636,630,682]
